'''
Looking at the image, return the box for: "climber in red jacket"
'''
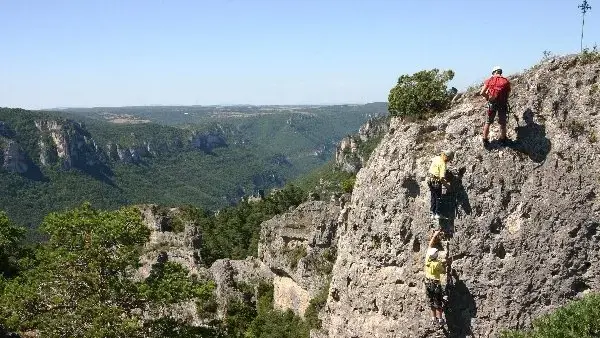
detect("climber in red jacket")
[480,66,511,148]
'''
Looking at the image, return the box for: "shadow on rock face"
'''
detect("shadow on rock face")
[510,108,551,163]
[402,175,420,198]
[437,168,471,237]
[444,270,476,338]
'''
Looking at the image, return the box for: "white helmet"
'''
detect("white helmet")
[492,66,502,74]
[427,247,439,260]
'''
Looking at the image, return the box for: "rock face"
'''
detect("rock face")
[259,200,345,316]
[190,131,227,153]
[336,116,390,174]
[137,205,203,278]
[321,55,600,337]
[209,258,274,317]
[35,120,108,171]
[2,141,31,174]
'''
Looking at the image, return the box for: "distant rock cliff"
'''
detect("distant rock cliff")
[336,116,389,174]
[0,116,231,177]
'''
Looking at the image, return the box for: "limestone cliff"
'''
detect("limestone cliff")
[320,54,600,337]
[335,116,390,174]
[259,199,346,316]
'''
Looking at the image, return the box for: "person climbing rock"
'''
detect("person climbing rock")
[427,150,454,219]
[424,230,446,327]
[480,66,511,148]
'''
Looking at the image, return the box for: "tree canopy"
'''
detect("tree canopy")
[387,69,455,119]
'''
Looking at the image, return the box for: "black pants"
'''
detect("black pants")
[425,279,444,309]
[429,181,442,215]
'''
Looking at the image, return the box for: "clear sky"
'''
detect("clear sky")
[0,0,598,109]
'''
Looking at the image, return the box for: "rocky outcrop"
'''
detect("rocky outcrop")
[137,205,203,278]
[209,258,274,317]
[190,131,227,153]
[258,199,346,316]
[336,116,390,174]
[35,120,108,171]
[2,141,31,174]
[321,54,600,337]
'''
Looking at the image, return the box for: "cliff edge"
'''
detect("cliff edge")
[321,54,600,337]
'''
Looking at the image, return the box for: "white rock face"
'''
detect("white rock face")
[321,55,600,337]
[273,276,311,316]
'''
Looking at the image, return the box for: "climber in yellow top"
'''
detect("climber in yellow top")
[424,230,445,327]
[427,150,454,219]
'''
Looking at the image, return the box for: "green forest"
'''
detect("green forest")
[0,104,386,228]
[0,180,336,337]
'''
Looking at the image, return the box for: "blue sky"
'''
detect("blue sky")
[0,0,598,109]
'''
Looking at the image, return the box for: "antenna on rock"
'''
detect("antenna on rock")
[578,0,592,52]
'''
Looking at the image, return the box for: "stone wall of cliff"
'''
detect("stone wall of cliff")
[321,54,600,337]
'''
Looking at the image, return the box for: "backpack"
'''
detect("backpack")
[486,76,510,103]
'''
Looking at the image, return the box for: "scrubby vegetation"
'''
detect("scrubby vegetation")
[388,69,456,119]
[0,205,218,337]
[0,203,321,337]
[174,184,308,266]
[233,283,310,338]
[501,293,600,338]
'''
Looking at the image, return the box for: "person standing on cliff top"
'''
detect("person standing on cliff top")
[424,230,446,327]
[480,66,511,148]
[427,150,454,219]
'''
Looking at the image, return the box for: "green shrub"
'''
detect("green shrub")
[243,282,310,338]
[304,282,330,330]
[542,50,554,61]
[579,47,600,64]
[589,130,598,143]
[288,246,307,269]
[501,293,600,338]
[388,69,455,119]
[341,177,356,193]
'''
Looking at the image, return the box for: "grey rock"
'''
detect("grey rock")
[259,200,344,315]
[190,131,227,152]
[336,116,389,174]
[136,204,203,279]
[321,55,600,337]
[35,119,108,171]
[209,257,274,318]
[2,141,29,173]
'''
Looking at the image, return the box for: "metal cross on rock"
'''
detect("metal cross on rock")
[579,0,593,52]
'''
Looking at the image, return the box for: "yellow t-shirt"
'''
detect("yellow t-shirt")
[424,256,443,281]
[428,155,446,180]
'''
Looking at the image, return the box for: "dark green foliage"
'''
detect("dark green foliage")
[501,293,600,338]
[294,161,356,200]
[0,104,386,228]
[0,205,216,338]
[314,248,337,275]
[341,177,356,193]
[388,69,455,118]
[224,298,259,338]
[304,284,330,330]
[287,246,307,269]
[0,211,25,277]
[191,184,307,266]
[139,261,215,305]
[579,46,600,64]
[243,283,310,338]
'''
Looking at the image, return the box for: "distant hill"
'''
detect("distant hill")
[0,104,387,228]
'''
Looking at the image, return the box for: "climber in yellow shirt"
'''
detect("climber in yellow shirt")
[427,150,454,219]
[424,230,445,327]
